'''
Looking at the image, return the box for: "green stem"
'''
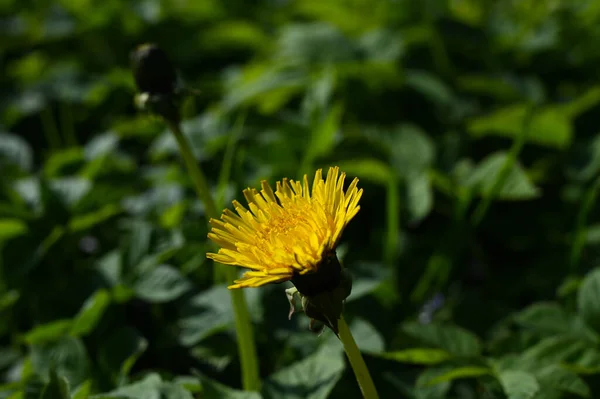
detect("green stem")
[569,176,600,273]
[165,120,261,391]
[384,178,400,265]
[216,112,246,208]
[165,120,219,219]
[337,316,379,399]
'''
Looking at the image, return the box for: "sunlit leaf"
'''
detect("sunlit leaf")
[498,370,539,399]
[468,104,572,149]
[380,348,452,365]
[70,289,111,336]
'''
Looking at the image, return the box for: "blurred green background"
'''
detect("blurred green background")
[2,0,600,398]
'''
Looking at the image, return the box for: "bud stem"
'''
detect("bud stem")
[337,316,379,399]
[165,120,261,391]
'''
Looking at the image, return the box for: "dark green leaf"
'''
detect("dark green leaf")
[402,322,482,357]
[197,374,261,399]
[262,349,344,399]
[578,268,600,333]
[160,382,195,399]
[40,369,70,399]
[98,327,147,380]
[133,264,191,303]
[535,365,590,398]
[96,373,162,399]
[464,152,539,200]
[177,285,236,346]
[30,336,90,389]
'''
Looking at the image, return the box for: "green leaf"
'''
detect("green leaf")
[336,159,395,185]
[69,204,121,232]
[48,178,92,208]
[71,381,92,399]
[124,220,153,271]
[0,132,33,171]
[133,265,191,303]
[197,374,262,399]
[159,383,194,399]
[520,336,600,374]
[402,322,482,357]
[405,70,454,106]
[96,373,162,399]
[413,367,452,399]
[535,365,590,398]
[468,104,572,149]
[389,124,435,176]
[464,152,539,200]
[305,102,343,163]
[566,133,600,182]
[343,318,384,353]
[578,268,600,333]
[406,172,433,223]
[380,348,452,365]
[346,262,391,302]
[422,366,492,386]
[498,370,539,399]
[84,132,119,160]
[514,302,574,334]
[177,285,236,346]
[23,320,72,345]
[414,368,452,399]
[0,219,28,241]
[262,349,345,399]
[276,23,355,64]
[98,327,147,380]
[43,149,85,178]
[70,289,111,336]
[40,369,70,399]
[30,336,90,389]
[0,290,19,312]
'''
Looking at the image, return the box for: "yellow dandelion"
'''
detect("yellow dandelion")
[207,166,363,290]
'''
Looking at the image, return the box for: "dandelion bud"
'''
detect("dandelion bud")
[130,43,177,95]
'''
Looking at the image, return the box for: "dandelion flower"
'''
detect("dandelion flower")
[207,166,362,293]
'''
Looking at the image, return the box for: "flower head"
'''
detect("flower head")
[207,166,362,291]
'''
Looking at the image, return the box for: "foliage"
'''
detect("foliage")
[2,0,600,397]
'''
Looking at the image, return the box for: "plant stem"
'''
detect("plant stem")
[337,316,379,399]
[165,120,261,391]
[569,176,600,273]
[165,120,219,219]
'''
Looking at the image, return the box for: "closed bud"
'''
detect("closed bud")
[131,43,178,95]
